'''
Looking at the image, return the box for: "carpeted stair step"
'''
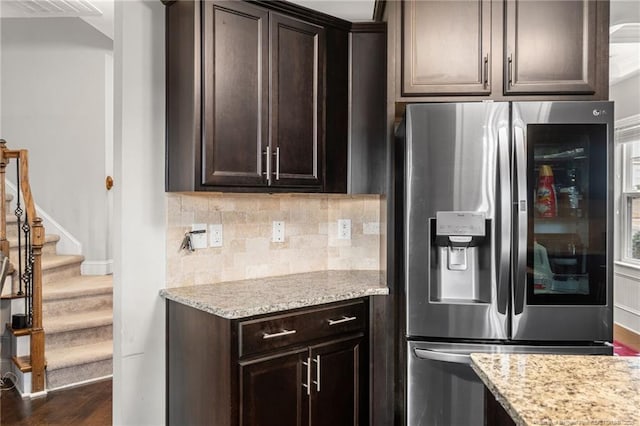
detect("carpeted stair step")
[44,309,112,352]
[40,254,84,285]
[43,275,112,317]
[9,233,60,258]
[2,252,84,293]
[45,340,113,390]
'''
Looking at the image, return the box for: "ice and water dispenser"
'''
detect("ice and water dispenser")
[430,211,492,303]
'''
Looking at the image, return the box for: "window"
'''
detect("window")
[620,120,640,263]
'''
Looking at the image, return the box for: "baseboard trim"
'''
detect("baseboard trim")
[47,374,113,393]
[81,260,114,276]
[29,390,48,399]
[614,323,640,352]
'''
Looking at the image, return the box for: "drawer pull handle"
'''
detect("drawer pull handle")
[263,329,296,339]
[328,316,357,326]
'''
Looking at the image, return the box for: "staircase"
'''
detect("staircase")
[4,197,113,393]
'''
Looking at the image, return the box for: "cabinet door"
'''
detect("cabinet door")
[402,0,491,96]
[504,0,597,95]
[202,1,269,187]
[309,336,366,426]
[270,13,324,188]
[240,348,309,426]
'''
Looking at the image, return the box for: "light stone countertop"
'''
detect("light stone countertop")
[160,270,388,319]
[471,353,640,426]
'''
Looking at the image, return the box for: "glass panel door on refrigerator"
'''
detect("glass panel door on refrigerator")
[527,124,607,305]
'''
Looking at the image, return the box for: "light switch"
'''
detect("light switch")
[190,224,207,250]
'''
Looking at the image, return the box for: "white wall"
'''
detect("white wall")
[612,76,640,335]
[112,1,166,424]
[0,17,112,267]
[611,0,640,336]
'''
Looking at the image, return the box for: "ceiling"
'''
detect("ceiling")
[0,0,638,86]
[0,0,375,40]
[287,0,375,22]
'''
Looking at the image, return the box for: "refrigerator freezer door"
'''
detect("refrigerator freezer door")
[406,340,611,426]
[511,101,613,342]
[404,102,510,340]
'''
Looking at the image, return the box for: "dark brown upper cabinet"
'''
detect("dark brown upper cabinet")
[396,0,609,101]
[402,0,492,96]
[504,0,597,95]
[166,1,387,193]
[269,13,324,188]
[201,1,269,187]
[166,1,331,192]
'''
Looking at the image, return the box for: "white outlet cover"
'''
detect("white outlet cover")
[191,223,208,249]
[272,221,285,243]
[209,224,223,247]
[338,219,351,240]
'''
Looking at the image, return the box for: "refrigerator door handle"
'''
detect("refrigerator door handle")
[497,127,511,315]
[414,348,471,365]
[514,125,527,315]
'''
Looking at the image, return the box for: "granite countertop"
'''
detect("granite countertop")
[160,270,388,319]
[471,353,640,426]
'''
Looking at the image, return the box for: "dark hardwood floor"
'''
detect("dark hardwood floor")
[0,378,112,425]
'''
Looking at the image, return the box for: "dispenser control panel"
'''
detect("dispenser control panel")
[436,211,486,237]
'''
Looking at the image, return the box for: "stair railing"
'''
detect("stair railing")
[0,139,46,393]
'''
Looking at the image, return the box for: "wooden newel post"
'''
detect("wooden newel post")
[30,217,46,393]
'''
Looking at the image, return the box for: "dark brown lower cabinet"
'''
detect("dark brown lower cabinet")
[240,349,309,426]
[167,299,368,426]
[484,386,516,426]
[310,337,365,426]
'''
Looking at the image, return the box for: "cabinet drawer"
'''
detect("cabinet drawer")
[238,300,366,357]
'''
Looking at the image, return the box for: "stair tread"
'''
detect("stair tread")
[8,234,59,248]
[6,323,30,336]
[44,309,112,333]
[12,355,33,372]
[41,254,85,270]
[43,275,112,300]
[46,340,113,371]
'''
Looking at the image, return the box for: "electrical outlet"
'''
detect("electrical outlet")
[209,224,223,247]
[272,221,285,243]
[190,224,208,249]
[338,219,351,240]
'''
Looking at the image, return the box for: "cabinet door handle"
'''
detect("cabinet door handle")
[327,315,357,326]
[312,355,320,392]
[302,357,311,395]
[507,53,513,89]
[263,148,270,183]
[483,54,489,89]
[262,329,296,339]
[273,146,280,181]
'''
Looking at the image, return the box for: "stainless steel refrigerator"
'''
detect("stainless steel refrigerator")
[399,101,614,425]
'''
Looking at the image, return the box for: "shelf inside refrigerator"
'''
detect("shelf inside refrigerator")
[533,273,589,295]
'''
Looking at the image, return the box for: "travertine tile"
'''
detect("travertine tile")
[166,193,384,286]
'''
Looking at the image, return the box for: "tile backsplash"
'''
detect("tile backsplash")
[166,193,384,288]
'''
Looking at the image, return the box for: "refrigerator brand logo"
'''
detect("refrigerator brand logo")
[592,109,607,117]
